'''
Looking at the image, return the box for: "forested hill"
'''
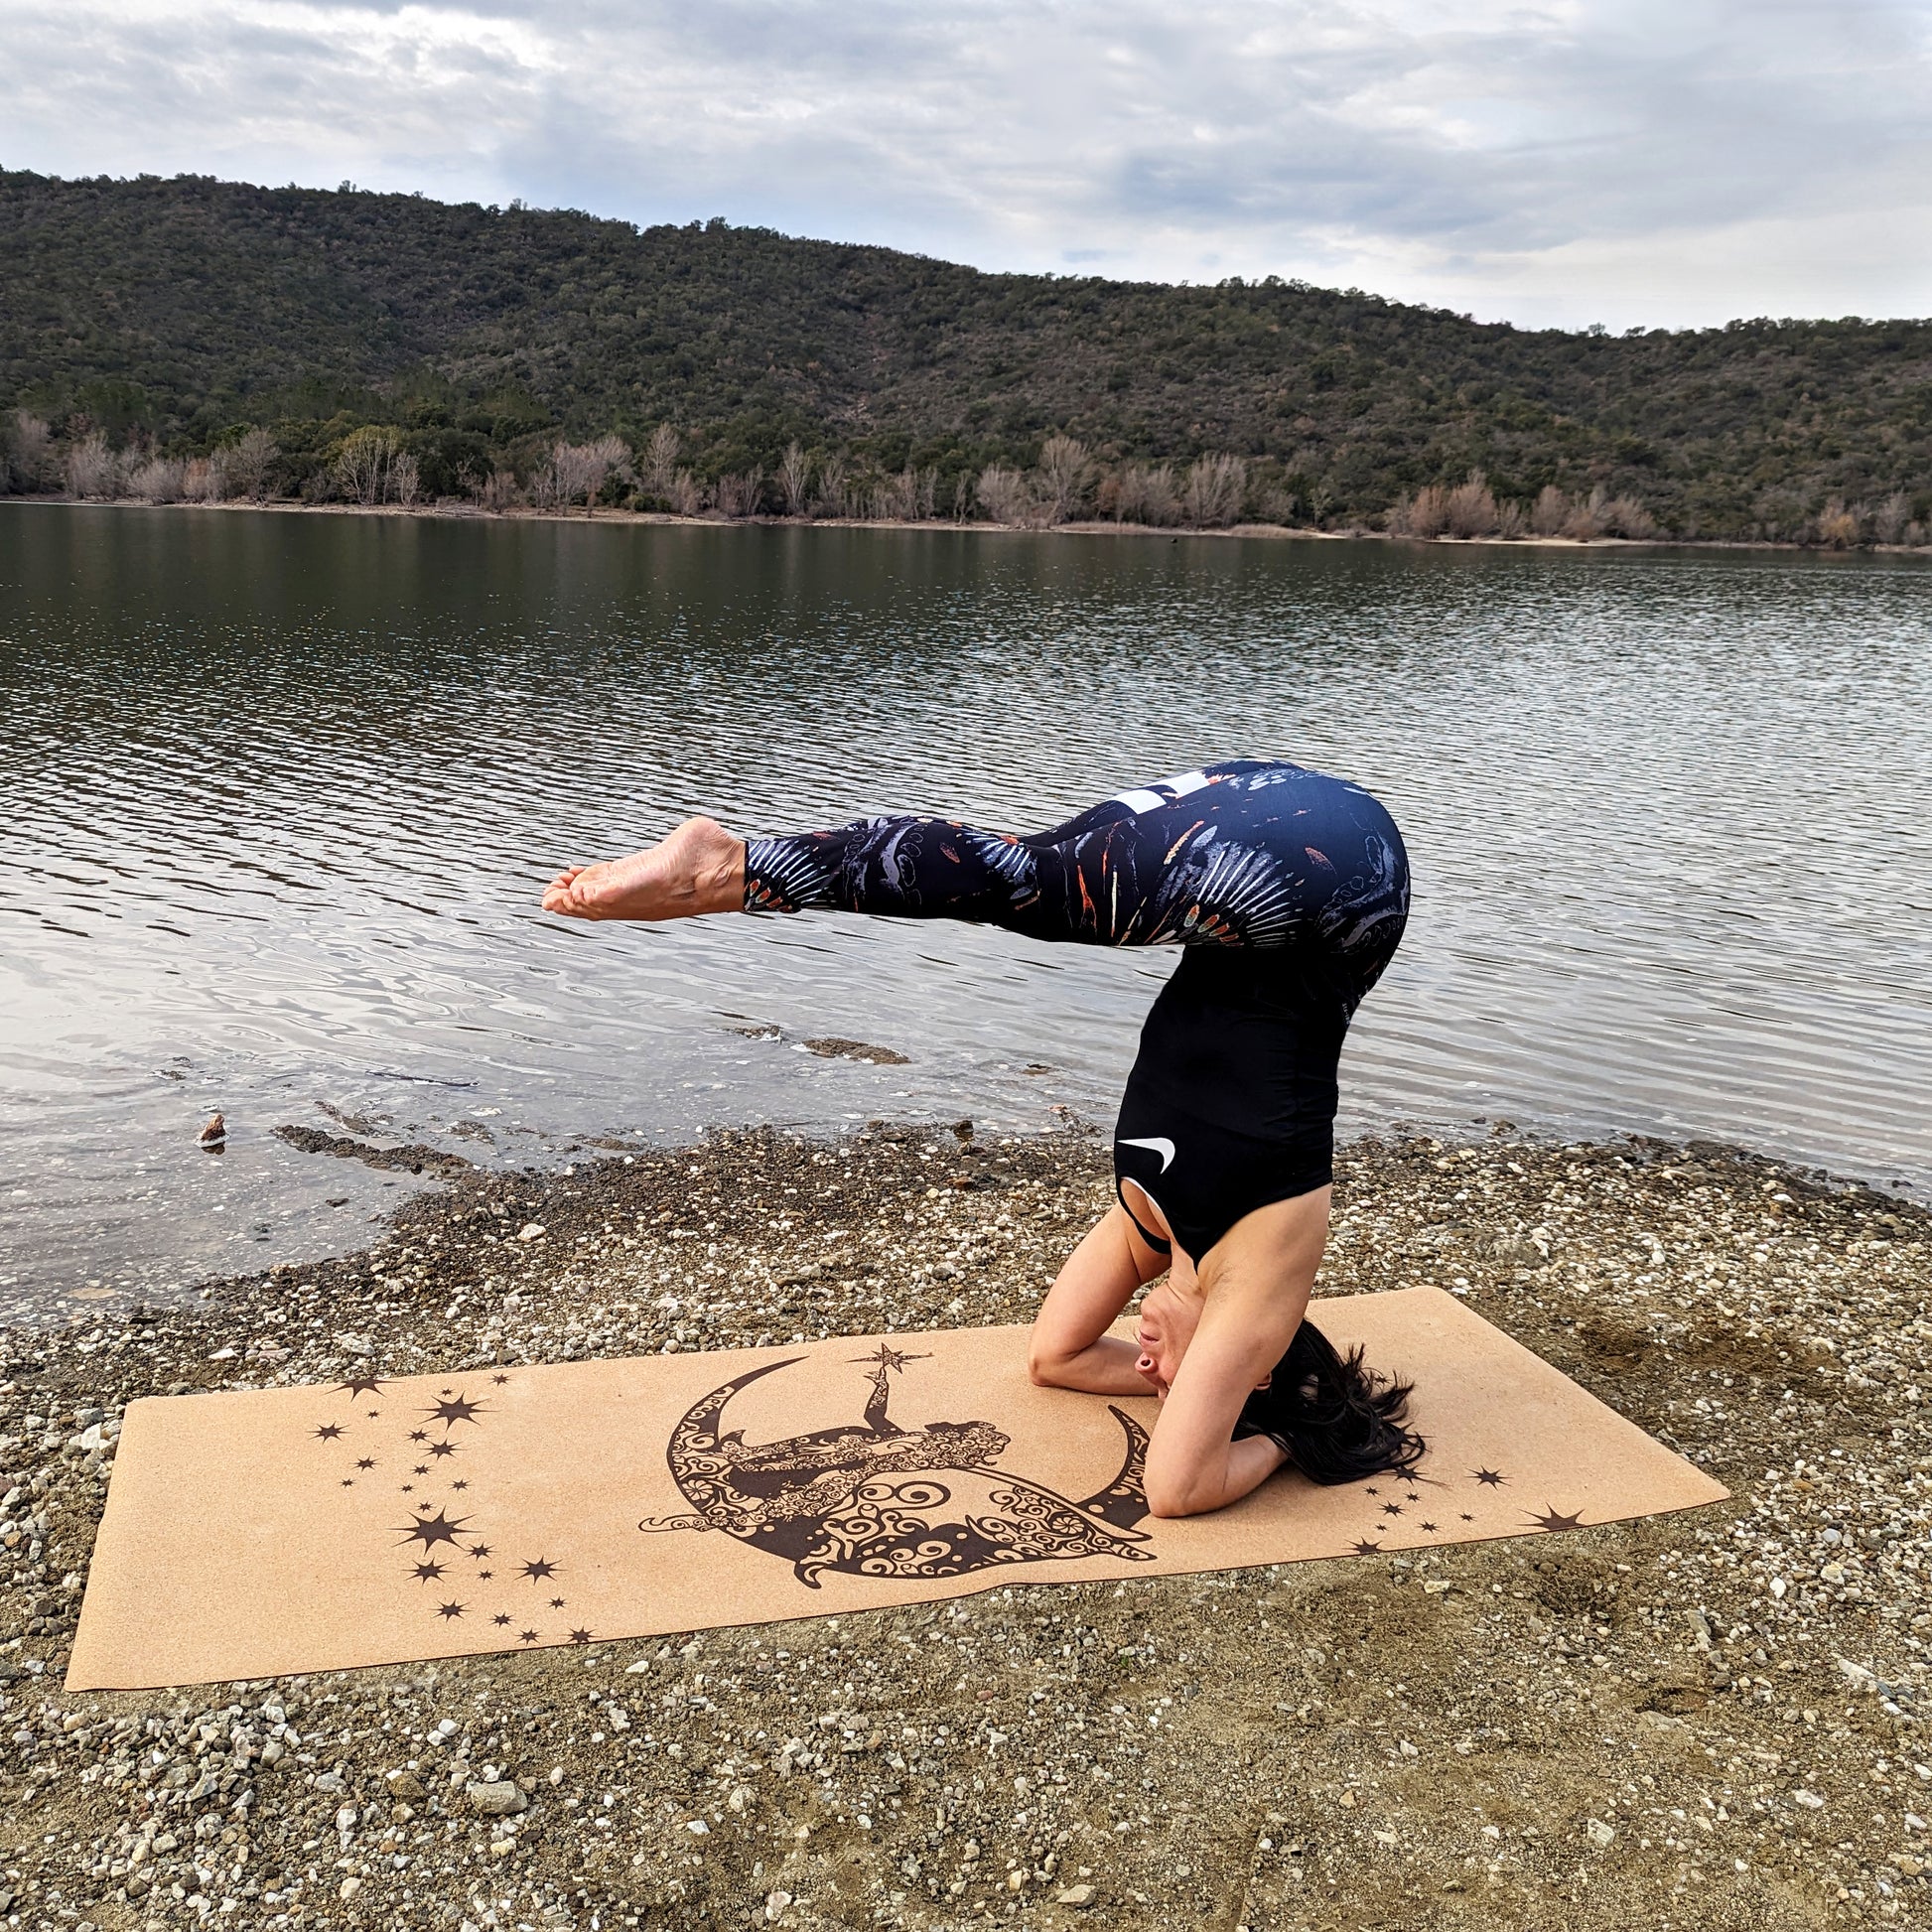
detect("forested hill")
[5,168,1932,538]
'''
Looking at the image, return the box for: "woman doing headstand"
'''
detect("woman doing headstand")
[542,759,1423,1518]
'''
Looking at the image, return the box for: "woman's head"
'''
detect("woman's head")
[1132,1277,1202,1398]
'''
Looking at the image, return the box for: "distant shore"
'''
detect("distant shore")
[9,490,1916,556]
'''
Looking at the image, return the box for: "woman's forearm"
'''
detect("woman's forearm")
[1147,1432,1288,1518]
[1029,1332,1150,1396]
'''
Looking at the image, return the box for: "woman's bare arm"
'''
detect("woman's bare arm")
[1141,1188,1329,1517]
[1027,1205,1166,1395]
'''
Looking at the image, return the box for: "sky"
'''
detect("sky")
[6,0,1932,332]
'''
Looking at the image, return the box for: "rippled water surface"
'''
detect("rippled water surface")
[3,506,1929,1309]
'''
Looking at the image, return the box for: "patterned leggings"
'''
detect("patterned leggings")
[743,759,1409,1012]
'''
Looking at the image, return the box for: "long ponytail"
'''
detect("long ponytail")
[1234,1317,1424,1484]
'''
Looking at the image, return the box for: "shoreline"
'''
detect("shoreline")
[3,1119,1926,1928]
[6,490,1923,558]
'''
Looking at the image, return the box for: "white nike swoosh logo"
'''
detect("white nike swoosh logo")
[1117,1136,1176,1173]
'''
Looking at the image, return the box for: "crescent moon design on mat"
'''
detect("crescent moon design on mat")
[640,1345,1155,1588]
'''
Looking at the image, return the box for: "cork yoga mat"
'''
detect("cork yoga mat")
[69,1288,1725,1690]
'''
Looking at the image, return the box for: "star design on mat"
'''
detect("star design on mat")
[549,1596,566,1609]
[413,1465,430,1475]
[1472,1469,1506,1487]
[340,1478,354,1488]
[338,1377,385,1400]
[366,1410,381,1419]
[520,1558,559,1583]
[1350,1540,1383,1558]
[570,1629,593,1644]
[452,1480,469,1491]
[492,1614,512,1627]
[412,1562,446,1584]
[1459,1513,1475,1523]
[355,1457,376,1470]
[399,1508,469,1551]
[1380,1502,1404,1517]
[400,1484,414,1494]
[437,1602,464,1620]
[519,1630,540,1644]
[428,1442,458,1459]
[408,1430,428,1444]
[1528,1505,1586,1534]
[852,1343,930,1373]
[1419,1521,1439,1533]
[426,1393,485,1429]
[1364,1487,1380,1497]
[491,1374,510,1385]
[314,1424,345,1442]
[478,1571,493,1581]
[469,1544,492,1560]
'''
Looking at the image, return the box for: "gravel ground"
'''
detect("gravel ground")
[1,1120,1927,1931]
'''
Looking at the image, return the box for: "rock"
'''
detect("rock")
[1054,1883,1096,1906]
[466,1779,527,1817]
[1585,1817,1615,1848]
[800,1036,910,1065]
[384,1769,426,1800]
[763,1892,792,1922]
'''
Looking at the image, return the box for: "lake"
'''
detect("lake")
[3,505,1929,1312]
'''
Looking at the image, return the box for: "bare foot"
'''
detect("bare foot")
[541,816,747,922]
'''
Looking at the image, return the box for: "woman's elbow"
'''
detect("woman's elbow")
[1143,1470,1212,1519]
[1026,1336,1070,1388]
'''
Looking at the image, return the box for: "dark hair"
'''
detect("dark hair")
[1234,1318,1424,1484]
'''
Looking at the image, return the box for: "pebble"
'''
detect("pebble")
[0,1123,1924,1930]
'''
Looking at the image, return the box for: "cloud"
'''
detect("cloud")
[5,0,1931,327]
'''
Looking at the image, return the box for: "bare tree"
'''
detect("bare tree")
[1814,498,1860,548]
[6,411,52,491]
[1114,463,1178,526]
[671,470,708,516]
[127,457,187,504]
[182,458,219,502]
[716,468,765,518]
[1034,434,1093,525]
[1179,454,1247,528]
[1443,473,1501,539]
[1599,494,1658,540]
[777,442,811,516]
[218,428,279,503]
[1873,491,1913,545]
[474,468,523,513]
[334,427,402,506]
[870,465,936,521]
[527,436,628,512]
[813,456,849,519]
[950,472,975,522]
[1529,485,1570,536]
[65,431,122,500]
[1558,486,1607,540]
[1388,485,1449,539]
[640,425,680,500]
[975,464,1035,526]
[389,453,422,508]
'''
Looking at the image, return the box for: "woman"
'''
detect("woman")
[542,759,1423,1518]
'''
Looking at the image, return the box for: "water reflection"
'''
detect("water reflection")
[2,505,1928,1309]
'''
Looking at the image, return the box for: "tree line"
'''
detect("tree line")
[10,409,1929,548]
[7,170,1932,545]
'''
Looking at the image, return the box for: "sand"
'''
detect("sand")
[1,1121,1926,1929]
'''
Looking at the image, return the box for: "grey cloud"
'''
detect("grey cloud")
[4,0,1931,325]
